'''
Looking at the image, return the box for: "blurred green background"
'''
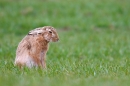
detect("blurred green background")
[0,0,130,86]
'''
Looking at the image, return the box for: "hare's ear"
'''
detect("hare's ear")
[43,26,54,31]
[44,27,52,32]
[28,30,37,35]
[28,28,43,35]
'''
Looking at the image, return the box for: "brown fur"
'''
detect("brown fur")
[15,26,59,68]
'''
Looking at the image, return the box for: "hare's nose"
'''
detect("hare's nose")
[57,38,59,41]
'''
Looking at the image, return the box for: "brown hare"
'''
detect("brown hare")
[15,26,59,68]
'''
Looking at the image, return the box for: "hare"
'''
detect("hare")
[14,26,59,68]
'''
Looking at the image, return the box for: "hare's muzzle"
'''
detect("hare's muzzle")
[57,38,59,41]
[55,38,59,42]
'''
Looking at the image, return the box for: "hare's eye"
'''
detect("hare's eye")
[38,33,42,34]
[49,31,52,33]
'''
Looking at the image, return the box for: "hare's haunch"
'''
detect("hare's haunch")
[15,26,59,68]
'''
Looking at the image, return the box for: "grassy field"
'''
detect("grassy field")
[0,0,130,86]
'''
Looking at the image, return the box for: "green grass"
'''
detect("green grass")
[0,0,130,86]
